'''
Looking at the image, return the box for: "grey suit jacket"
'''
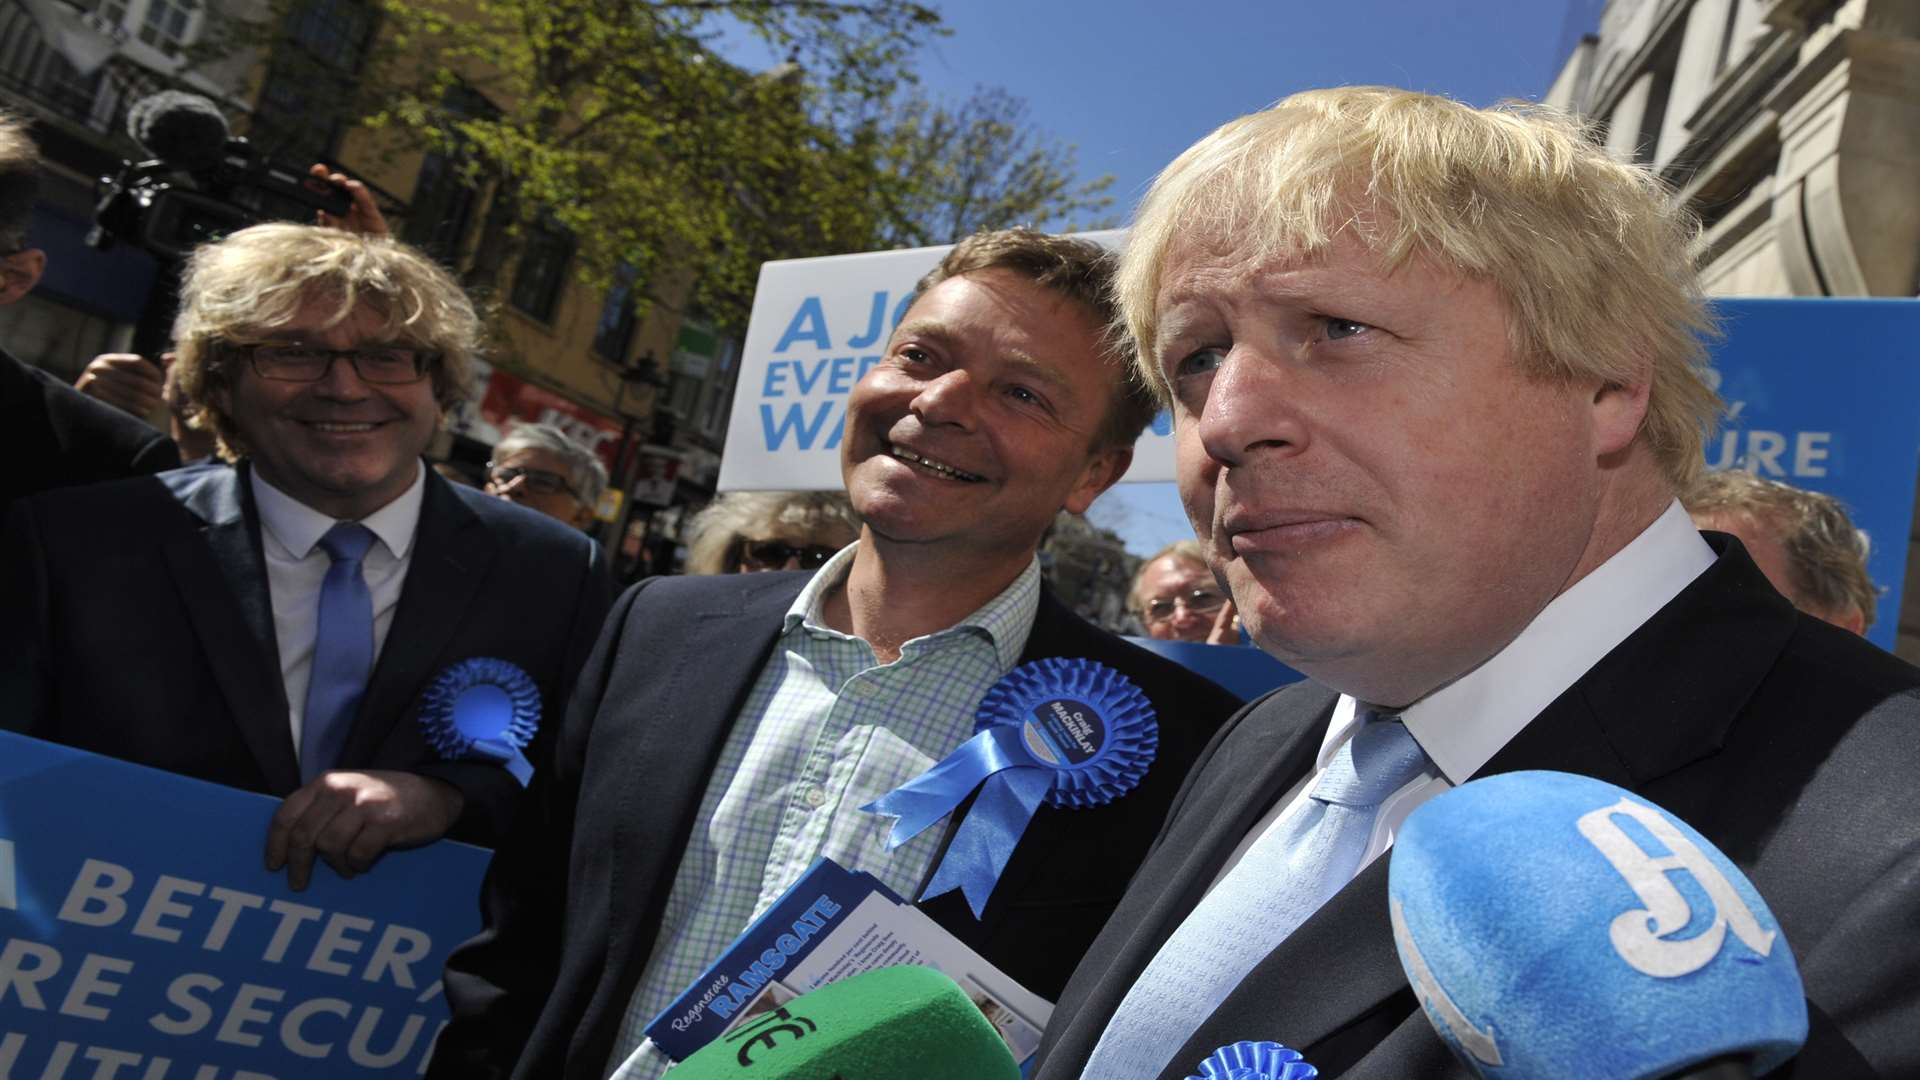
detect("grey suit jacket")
[1032,535,1920,1079]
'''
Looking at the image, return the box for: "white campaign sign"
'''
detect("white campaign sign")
[716,230,1177,492]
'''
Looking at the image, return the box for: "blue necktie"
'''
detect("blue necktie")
[299,523,377,783]
[1083,715,1432,1079]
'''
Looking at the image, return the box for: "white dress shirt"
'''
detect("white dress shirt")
[1211,499,1716,889]
[250,465,426,761]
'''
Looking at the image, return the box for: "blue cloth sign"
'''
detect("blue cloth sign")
[0,731,489,1078]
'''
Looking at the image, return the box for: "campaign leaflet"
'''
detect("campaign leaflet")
[644,858,1050,1068]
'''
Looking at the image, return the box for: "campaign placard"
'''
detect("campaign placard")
[0,731,489,1079]
[1703,299,1920,649]
[713,230,1171,493]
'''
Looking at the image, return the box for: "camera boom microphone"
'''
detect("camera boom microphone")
[1386,770,1807,1079]
[125,90,231,173]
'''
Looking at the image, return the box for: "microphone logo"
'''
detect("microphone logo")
[1390,897,1503,1067]
[1576,797,1777,977]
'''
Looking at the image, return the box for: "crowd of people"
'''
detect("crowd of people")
[4,81,1916,1080]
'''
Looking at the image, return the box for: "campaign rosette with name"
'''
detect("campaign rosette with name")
[863,657,1157,916]
[416,657,540,785]
[1187,1040,1319,1080]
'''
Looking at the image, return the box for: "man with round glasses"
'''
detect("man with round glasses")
[2,223,612,889]
[484,422,609,532]
[1129,540,1240,644]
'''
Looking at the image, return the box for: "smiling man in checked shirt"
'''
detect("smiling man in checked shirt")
[431,228,1245,1080]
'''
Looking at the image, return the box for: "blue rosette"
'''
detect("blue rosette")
[416,657,541,786]
[862,657,1157,918]
[1187,1041,1319,1080]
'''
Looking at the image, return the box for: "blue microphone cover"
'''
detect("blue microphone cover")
[668,964,1020,1080]
[1387,770,1806,1078]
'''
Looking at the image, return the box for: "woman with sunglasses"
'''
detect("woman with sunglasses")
[682,491,860,575]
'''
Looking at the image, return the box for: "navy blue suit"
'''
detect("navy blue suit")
[1031,536,1920,1080]
[1,461,613,844]
[2,347,178,513]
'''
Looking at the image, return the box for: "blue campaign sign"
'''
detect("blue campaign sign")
[1706,299,1920,650]
[1120,638,1303,703]
[0,731,489,1078]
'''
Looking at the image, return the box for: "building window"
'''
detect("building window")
[248,0,374,162]
[285,0,374,70]
[399,83,495,264]
[593,263,641,362]
[510,220,574,322]
[137,0,201,54]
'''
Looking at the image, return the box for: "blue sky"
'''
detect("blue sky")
[896,0,1603,553]
[727,0,1607,553]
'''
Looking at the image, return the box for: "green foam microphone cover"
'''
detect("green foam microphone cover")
[667,965,1021,1080]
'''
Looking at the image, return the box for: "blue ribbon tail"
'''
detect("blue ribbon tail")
[864,729,1022,848]
[472,737,535,787]
[920,765,1053,918]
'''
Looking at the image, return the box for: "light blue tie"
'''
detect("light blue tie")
[1083,715,1431,1080]
[299,523,377,783]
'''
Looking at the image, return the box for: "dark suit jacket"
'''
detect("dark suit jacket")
[1033,535,1920,1080]
[1,347,178,513]
[433,569,1246,1079]
[0,461,613,844]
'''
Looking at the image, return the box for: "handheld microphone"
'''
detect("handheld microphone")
[1387,770,1806,1079]
[667,964,1021,1079]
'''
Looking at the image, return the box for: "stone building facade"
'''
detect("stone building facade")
[1548,0,1920,656]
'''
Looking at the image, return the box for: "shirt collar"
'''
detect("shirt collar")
[1323,498,1716,782]
[783,541,1040,669]
[250,461,427,561]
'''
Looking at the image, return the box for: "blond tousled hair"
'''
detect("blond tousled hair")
[172,223,481,461]
[1119,86,1722,490]
[1684,469,1879,629]
[682,491,862,575]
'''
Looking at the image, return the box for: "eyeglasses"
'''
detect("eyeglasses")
[1140,587,1227,625]
[231,343,434,384]
[739,539,842,571]
[487,464,577,498]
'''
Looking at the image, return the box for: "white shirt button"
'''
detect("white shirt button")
[802,786,828,809]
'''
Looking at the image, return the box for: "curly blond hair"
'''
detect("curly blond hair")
[171,223,480,460]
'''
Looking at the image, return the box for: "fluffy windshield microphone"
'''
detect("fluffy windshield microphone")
[1387,770,1806,1079]
[125,90,231,173]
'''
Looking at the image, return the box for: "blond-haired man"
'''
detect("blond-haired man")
[1129,539,1238,643]
[2,224,611,886]
[1685,469,1878,634]
[1034,87,1920,1080]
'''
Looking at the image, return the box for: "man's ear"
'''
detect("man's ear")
[1592,364,1652,458]
[1062,444,1133,516]
[0,249,46,305]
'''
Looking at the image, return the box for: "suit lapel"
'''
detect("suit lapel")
[1161,537,1801,1076]
[345,471,495,766]
[602,574,807,1008]
[159,465,301,792]
[1047,684,1333,1067]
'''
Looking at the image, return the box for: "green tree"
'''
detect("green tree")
[200,0,1110,326]
[867,86,1115,248]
